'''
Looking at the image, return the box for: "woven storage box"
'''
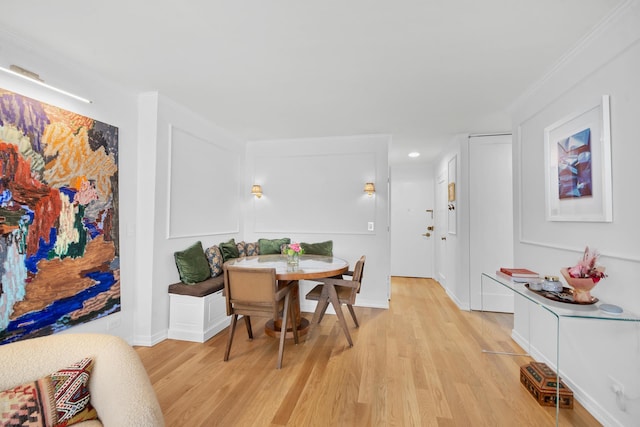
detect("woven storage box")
[520,362,573,409]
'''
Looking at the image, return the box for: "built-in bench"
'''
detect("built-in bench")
[167,238,333,343]
[167,276,228,343]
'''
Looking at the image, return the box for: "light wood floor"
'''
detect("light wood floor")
[136,277,601,427]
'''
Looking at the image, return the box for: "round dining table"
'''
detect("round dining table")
[224,254,349,338]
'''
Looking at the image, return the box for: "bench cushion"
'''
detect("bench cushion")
[168,276,224,297]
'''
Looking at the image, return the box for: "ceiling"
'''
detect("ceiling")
[0,1,622,165]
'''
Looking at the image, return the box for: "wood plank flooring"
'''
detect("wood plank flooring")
[136,277,602,426]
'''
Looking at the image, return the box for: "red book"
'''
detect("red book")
[499,268,539,278]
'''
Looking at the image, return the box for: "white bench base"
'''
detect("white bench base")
[168,290,229,343]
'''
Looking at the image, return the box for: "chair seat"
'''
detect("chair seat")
[306,284,352,302]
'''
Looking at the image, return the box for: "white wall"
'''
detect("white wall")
[245,135,391,311]
[510,1,640,425]
[468,134,513,312]
[0,32,138,342]
[135,93,245,345]
[434,135,471,310]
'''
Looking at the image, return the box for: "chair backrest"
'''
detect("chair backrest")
[349,256,366,300]
[223,265,278,318]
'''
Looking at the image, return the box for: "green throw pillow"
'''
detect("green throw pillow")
[258,238,291,255]
[301,240,333,256]
[219,238,240,262]
[174,241,210,284]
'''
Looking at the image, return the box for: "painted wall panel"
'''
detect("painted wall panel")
[168,126,240,238]
[253,152,376,234]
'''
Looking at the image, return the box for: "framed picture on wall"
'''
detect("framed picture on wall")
[544,95,612,222]
[447,156,457,234]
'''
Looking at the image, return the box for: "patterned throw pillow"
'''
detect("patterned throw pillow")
[205,245,223,277]
[50,358,98,426]
[236,241,246,258]
[0,358,98,427]
[245,242,259,256]
[0,377,57,426]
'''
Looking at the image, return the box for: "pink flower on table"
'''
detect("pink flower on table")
[289,243,301,253]
[286,243,304,255]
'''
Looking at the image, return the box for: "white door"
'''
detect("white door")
[469,134,514,312]
[434,168,448,287]
[390,164,435,278]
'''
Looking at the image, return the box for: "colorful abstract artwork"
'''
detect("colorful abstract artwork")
[0,88,119,344]
[557,128,592,199]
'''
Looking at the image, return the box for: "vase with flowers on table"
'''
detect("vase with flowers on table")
[285,242,304,269]
[561,246,607,303]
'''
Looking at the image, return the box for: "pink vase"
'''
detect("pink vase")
[560,268,597,303]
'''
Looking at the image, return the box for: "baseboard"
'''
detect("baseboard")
[446,288,470,311]
[132,330,167,347]
[168,318,228,343]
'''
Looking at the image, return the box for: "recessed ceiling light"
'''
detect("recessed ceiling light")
[408,152,420,158]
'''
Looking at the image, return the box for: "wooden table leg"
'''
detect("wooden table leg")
[265,280,310,339]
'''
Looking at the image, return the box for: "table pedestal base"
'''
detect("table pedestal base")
[265,318,310,339]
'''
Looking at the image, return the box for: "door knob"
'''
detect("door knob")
[422,232,431,237]
[427,226,434,231]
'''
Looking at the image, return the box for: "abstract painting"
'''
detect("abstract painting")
[544,95,612,222]
[557,128,592,199]
[0,88,120,344]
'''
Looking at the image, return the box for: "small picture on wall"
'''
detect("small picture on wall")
[448,182,456,202]
[544,95,612,222]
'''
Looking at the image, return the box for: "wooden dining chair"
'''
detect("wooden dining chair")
[305,255,366,346]
[223,265,299,369]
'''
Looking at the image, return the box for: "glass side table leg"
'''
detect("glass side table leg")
[480,273,529,356]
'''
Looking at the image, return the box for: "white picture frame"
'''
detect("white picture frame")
[544,95,612,222]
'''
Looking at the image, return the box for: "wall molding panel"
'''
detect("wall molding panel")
[167,124,240,238]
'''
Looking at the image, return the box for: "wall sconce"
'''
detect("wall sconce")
[364,182,376,196]
[251,184,263,198]
[0,64,92,103]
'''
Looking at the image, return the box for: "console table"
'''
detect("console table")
[481,272,640,426]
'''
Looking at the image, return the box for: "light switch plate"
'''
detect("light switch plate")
[367,222,374,231]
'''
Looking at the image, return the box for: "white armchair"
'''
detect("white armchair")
[0,333,164,427]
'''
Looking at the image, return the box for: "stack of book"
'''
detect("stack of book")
[497,267,539,282]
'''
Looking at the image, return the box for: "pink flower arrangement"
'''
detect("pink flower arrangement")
[286,243,304,256]
[567,246,607,283]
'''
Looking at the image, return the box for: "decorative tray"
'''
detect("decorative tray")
[525,284,598,305]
